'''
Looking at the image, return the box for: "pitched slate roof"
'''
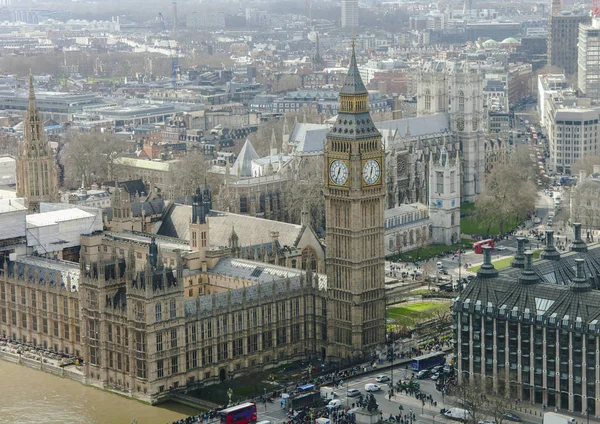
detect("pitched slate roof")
[456,241,600,328]
[340,43,367,95]
[231,139,259,177]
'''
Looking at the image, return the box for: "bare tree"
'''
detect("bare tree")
[571,155,600,177]
[451,378,517,424]
[58,131,128,189]
[476,148,538,235]
[284,158,324,228]
[421,261,437,290]
[169,151,220,198]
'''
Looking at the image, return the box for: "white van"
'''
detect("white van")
[444,408,471,422]
[364,383,381,392]
[320,386,337,400]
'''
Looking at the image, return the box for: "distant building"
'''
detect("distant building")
[547,108,600,174]
[578,17,600,102]
[548,12,590,76]
[537,74,568,128]
[341,0,358,29]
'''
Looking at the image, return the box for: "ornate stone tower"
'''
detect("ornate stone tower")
[417,61,485,202]
[16,72,59,212]
[324,42,386,360]
[428,147,461,245]
[447,64,485,202]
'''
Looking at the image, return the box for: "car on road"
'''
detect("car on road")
[327,399,342,409]
[431,365,444,373]
[503,412,522,422]
[364,383,381,392]
[416,369,431,379]
[347,388,361,397]
[439,268,449,275]
[431,373,441,381]
[478,421,496,424]
[375,375,390,383]
[495,246,508,251]
[436,262,443,269]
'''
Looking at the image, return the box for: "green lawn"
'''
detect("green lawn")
[468,250,541,272]
[461,215,521,236]
[387,301,449,321]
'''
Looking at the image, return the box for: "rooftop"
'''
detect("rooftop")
[26,208,95,228]
[0,197,26,214]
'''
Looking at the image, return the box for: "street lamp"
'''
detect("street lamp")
[227,388,233,406]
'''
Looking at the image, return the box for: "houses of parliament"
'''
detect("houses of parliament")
[0,54,386,403]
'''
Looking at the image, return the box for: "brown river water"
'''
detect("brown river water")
[0,360,199,424]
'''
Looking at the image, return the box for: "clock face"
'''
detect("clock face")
[329,160,348,185]
[363,159,381,185]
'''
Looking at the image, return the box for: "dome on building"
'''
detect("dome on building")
[482,39,499,47]
[500,37,519,44]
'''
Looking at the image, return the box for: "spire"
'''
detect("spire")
[23,69,45,151]
[340,40,367,94]
[28,70,36,112]
[270,128,278,156]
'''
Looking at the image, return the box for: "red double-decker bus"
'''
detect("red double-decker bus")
[473,239,494,254]
[219,402,257,424]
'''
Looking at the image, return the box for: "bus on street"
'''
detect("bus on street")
[473,239,494,254]
[411,352,446,371]
[219,403,257,424]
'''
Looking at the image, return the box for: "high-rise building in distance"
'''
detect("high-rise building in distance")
[578,16,600,102]
[548,12,590,76]
[341,0,358,29]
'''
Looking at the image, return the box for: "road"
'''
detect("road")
[254,366,543,424]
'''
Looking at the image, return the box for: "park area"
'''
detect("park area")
[460,203,521,236]
[387,300,451,329]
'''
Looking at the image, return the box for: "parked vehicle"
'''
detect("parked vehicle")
[543,412,575,424]
[503,412,522,422]
[376,375,390,383]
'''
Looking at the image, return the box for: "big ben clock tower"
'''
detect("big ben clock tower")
[324,41,386,360]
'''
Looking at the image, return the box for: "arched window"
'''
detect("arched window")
[437,90,443,111]
[389,238,394,250]
[155,303,162,322]
[301,246,318,272]
[424,89,431,111]
[451,212,456,226]
[458,91,465,112]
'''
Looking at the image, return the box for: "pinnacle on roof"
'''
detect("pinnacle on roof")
[340,40,367,95]
[28,69,36,112]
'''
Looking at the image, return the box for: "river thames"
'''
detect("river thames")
[0,360,199,424]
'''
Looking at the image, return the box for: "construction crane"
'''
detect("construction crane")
[158,12,180,87]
